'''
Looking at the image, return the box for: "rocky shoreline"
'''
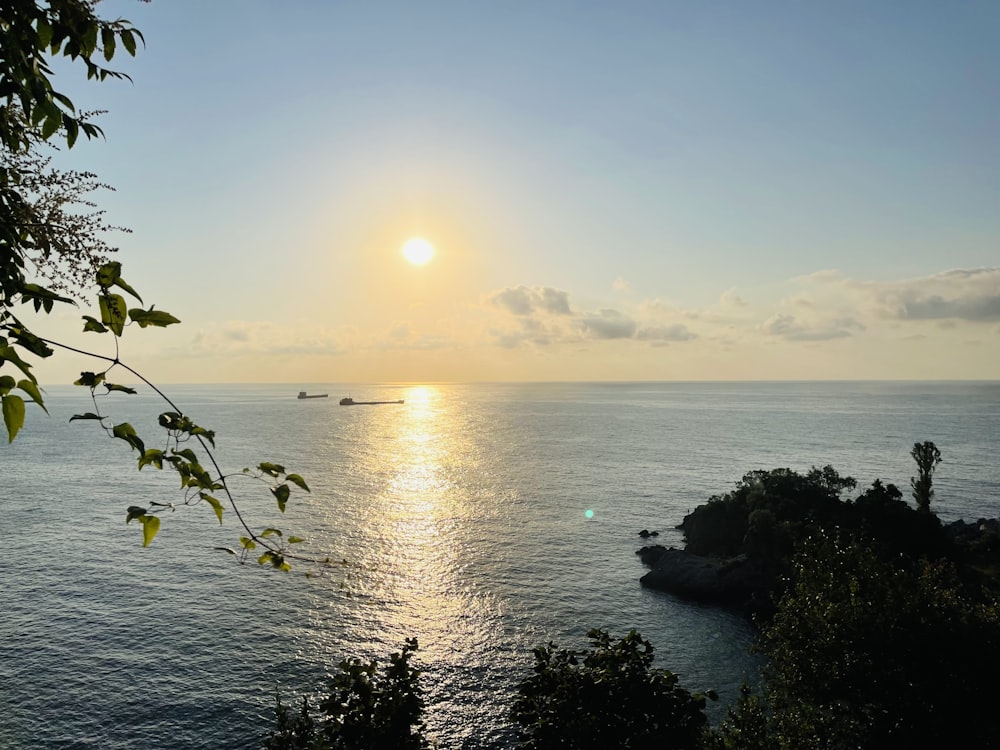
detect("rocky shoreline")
[636,545,763,610]
[637,517,1000,612]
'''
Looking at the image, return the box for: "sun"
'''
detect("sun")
[401,237,435,266]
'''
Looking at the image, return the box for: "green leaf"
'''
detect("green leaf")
[125,506,147,523]
[112,422,145,454]
[271,484,291,513]
[37,18,53,48]
[63,114,79,148]
[257,552,288,570]
[2,394,26,442]
[120,29,138,56]
[101,27,116,61]
[69,412,104,422]
[16,380,47,412]
[138,449,164,470]
[286,473,310,492]
[261,527,282,538]
[81,23,99,56]
[200,493,224,525]
[7,325,54,358]
[104,383,138,395]
[128,308,181,328]
[96,262,122,288]
[74,371,105,388]
[82,315,108,333]
[41,114,60,140]
[288,536,305,544]
[113,277,142,303]
[0,342,36,382]
[258,462,285,477]
[191,427,216,448]
[51,91,75,110]
[30,101,46,126]
[240,536,257,551]
[139,515,160,547]
[174,448,198,463]
[0,375,14,394]
[158,411,181,429]
[19,283,73,309]
[98,294,127,336]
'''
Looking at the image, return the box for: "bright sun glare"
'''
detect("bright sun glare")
[402,237,435,266]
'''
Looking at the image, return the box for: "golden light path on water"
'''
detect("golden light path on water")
[383,385,471,637]
[305,385,518,746]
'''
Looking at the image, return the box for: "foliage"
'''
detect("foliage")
[1,3,317,568]
[62,261,313,566]
[680,466,857,559]
[0,0,144,152]
[910,439,942,513]
[511,628,716,750]
[719,533,1000,749]
[678,461,956,614]
[2,0,144,437]
[2,107,128,297]
[265,639,429,750]
[851,477,952,559]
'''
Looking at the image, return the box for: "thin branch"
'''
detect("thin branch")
[28,330,319,565]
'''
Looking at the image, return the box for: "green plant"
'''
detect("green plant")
[512,629,715,750]
[2,0,145,439]
[2,2,318,568]
[720,533,1000,749]
[910,440,942,513]
[266,639,429,750]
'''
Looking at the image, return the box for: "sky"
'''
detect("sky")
[32,0,1000,383]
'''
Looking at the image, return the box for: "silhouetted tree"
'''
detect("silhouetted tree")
[910,441,942,513]
[512,629,715,750]
[719,533,1000,749]
[265,639,428,750]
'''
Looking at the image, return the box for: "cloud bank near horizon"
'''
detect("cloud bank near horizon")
[80,266,996,381]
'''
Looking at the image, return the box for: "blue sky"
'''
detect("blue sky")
[36,0,1000,382]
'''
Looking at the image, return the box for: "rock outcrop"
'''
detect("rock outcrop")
[636,545,763,609]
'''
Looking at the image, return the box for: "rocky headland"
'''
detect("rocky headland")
[637,516,1000,614]
[636,545,763,610]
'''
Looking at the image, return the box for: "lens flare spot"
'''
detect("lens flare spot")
[585,509,594,519]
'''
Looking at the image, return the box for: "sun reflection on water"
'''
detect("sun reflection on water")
[335,385,505,649]
[305,385,519,745]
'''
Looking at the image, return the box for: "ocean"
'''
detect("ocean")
[2,381,998,748]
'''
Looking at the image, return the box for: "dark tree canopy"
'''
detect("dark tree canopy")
[721,534,1000,749]
[512,629,715,750]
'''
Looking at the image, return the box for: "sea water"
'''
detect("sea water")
[2,381,998,748]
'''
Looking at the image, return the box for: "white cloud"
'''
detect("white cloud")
[580,309,637,339]
[801,267,1000,323]
[719,288,747,307]
[761,313,865,342]
[637,324,697,342]
[486,285,698,348]
[489,285,572,316]
[876,268,1000,322]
